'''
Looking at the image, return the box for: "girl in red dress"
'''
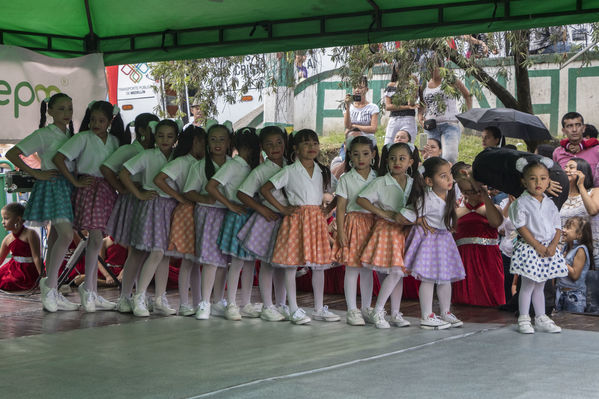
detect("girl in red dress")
[452,169,505,307]
[0,203,42,291]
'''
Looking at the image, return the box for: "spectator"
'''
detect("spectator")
[422,138,442,160]
[384,62,418,145]
[183,100,205,130]
[419,54,472,164]
[343,76,379,139]
[462,34,489,58]
[481,126,505,148]
[553,112,599,186]
[584,124,598,139]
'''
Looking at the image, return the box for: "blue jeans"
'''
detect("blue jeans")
[555,287,586,313]
[425,122,461,164]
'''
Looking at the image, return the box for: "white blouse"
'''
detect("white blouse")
[160,154,197,193]
[212,156,252,204]
[358,173,417,223]
[270,159,330,206]
[183,157,229,208]
[58,130,119,177]
[509,191,561,243]
[123,148,171,197]
[237,158,288,213]
[335,168,377,213]
[102,141,144,183]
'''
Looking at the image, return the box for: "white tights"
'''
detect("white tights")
[344,268,374,311]
[519,277,546,317]
[312,269,325,311]
[227,257,255,307]
[136,250,169,297]
[83,229,103,293]
[285,268,299,313]
[201,265,227,304]
[44,222,73,288]
[418,281,452,318]
[259,263,286,307]
[120,247,148,298]
[374,272,403,315]
[178,259,202,307]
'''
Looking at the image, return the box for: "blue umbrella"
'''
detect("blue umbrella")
[456,108,552,141]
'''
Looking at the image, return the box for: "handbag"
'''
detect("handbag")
[423,119,437,131]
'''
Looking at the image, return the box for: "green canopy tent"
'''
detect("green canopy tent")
[1,0,599,65]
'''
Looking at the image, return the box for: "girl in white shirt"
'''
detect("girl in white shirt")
[119,119,179,317]
[184,123,232,320]
[101,113,159,313]
[404,157,466,330]
[54,100,126,312]
[237,126,289,322]
[509,160,568,334]
[154,125,206,316]
[5,93,78,312]
[356,142,421,329]
[206,127,262,321]
[332,135,379,326]
[261,129,339,325]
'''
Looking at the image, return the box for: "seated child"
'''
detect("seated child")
[0,203,42,291]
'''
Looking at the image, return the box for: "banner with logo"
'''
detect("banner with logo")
[0,45,107,143]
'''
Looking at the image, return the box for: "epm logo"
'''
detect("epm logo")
[0,80,61,118]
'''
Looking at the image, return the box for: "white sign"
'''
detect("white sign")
[0,45,107,143]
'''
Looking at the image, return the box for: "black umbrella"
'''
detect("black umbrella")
[456,108,552,141]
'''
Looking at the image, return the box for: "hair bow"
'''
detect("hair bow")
[87,100,96,110]
[205,118,233,133]
[148,121,159,135]
[515,156,554,173]
[43,97,51,104]
[128,121,135,128]
[174,119,184,132]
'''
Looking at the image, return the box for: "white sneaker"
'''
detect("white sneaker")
[225,303,242,321]
[178,304,195,316]
[260,305,285,322]
[116,296,132,313]
[132,292,150,317]
[40,277,58,312]
[390,312,411,327]
[195,301,211,320]
[55,291,80,311]
[145,294,154,312]
[296,267,308,277]
[311,305,341,322]
[211,299,227,317]
[373,309,391,329]
[535,314,561,333]
[240,303,261,318]
[440,311,463,328]
[361,307,375,324]
[517,315,535,334]
[346,308,366,326]
[276,304,291,321]
[153,293,176,315]
[290,308,311,325]
[94,295,116,311]
[78,283,96,313]
[420,313,451,330]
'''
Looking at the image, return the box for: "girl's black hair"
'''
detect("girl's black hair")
[564,216,595,270]
[429,137,442,150]
[344,135,380,173]
[422,157,457,229]
[536,143,557,158]
[2,202,25,218]
[259,125,289,163]
[173,125,206,159]
[451,161,470,179]
[40,93,74,135]
[233,127,261,169]
[128,113,159,148]
[570,157,594,191]
[379,142,424,212]
[79,100,128,146]
[204,124,233,181]
[483,126,505,147]
[288,129,331,192]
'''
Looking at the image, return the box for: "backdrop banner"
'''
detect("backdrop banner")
[0,45,107,143]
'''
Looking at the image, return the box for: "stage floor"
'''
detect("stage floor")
[1,288,598,398]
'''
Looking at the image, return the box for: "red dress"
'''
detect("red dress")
[452,203,505,307]
[0,228,39,291]
[104,241,127,276]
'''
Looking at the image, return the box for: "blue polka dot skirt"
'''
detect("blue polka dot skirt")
[510,239,568,283]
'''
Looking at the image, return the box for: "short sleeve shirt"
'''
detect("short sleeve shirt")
[58,131,119,177]
[123,148,171,197]
[211,156,252,204]
[183,157,229,208]
[345,103,379,136]
[16,124,74,171]
[160,154,197,193]
[358,173,416,222]
[102,141,144,183]
[270,159,325,206]
[335,168,377,213]
[509,191,561,243]
[237,158,288,212]
[417,189,448,230]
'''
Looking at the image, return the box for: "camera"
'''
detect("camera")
[352,94,362,102]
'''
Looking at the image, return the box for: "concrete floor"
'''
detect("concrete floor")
[1,312,598,399]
